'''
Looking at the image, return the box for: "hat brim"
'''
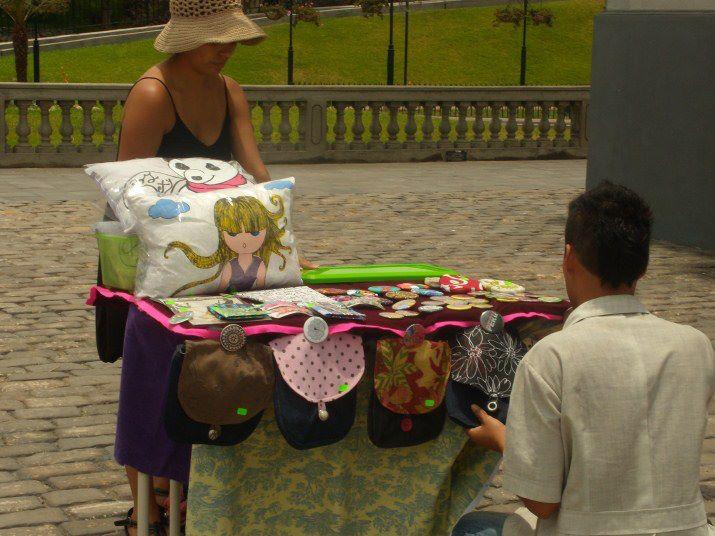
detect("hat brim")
[154,8,267,54]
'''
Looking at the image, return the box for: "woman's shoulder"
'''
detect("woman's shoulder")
[128,67,174,108]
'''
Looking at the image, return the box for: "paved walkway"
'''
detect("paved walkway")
[0,160,713,535]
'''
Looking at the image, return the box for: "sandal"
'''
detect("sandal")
[115,507,167,536]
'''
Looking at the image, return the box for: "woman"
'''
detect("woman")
[109,1,313,533]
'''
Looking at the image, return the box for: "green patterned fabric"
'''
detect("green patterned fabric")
[187,376,501,536]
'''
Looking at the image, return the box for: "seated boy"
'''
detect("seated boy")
[454,182,715,535]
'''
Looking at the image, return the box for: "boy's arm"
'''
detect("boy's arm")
[467,404,561,520]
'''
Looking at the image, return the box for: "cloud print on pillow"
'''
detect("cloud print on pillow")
[148,199,190,220]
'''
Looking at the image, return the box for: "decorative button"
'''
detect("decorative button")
[480,310,504,333]
[220,324,246,352]
[208,425,222,441]
[487,400,499,412]
[403,324,426,348]
[318,400,329,421]
[303,317,329,344]
[400,417,413,432]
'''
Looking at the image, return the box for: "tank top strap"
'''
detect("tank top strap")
[133,76,178,115]
[221,75,230,118]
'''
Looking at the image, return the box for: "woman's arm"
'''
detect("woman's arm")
[117,79,175,161]
[225,76,271,183]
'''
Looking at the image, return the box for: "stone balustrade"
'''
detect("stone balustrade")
[0,83,588,167]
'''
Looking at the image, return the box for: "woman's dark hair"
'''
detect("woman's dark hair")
[565,181,653,288]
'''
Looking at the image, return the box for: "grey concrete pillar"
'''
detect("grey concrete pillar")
[586,0,715,250]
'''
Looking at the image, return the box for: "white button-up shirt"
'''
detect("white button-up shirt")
[503,295,715,535]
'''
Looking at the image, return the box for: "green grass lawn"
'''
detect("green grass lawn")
[0,0,602,85]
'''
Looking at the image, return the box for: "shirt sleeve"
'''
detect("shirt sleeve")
[502,350,565,504]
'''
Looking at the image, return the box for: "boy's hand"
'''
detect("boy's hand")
[466,404,506,454]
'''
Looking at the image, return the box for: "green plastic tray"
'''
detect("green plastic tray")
[301,263,458,284]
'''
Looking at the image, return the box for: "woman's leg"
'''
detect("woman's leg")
[120,466,164,535]
[451,511,509,536]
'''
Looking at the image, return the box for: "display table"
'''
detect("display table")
[88,284,568,536]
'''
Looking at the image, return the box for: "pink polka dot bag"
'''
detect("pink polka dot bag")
[269,333,365,449]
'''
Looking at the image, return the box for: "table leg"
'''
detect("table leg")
[137,471,150,536]
[169,479,182,536]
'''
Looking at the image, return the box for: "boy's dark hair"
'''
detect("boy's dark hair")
[565,181,653,288]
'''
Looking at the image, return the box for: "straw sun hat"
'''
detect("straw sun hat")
[154,0,267,54]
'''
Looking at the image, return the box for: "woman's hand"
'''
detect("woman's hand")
[299,256,320,270]
[466,404,506,454]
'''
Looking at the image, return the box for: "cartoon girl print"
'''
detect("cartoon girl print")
[164,195,291,296]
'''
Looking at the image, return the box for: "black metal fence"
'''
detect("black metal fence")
[0,0,170,41]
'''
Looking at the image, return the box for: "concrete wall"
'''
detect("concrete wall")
[586,2,715,250]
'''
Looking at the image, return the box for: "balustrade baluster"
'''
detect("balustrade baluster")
[421,103,435,148]
[404,101,418,148]
[259,101,273,150]
[569,102,581,148]
[488,103,503,147]
[553,102,567,147]
[278,101,292,149]
[471,103,486,148]
[537,102,552,147]
[80,100,97,151]
[296,101,307,150]
[58,100,75,152]
[102,100,116,153]
[505,102,518,147]
[37,100,54,153]
[386,102,400,148]
[368,102,383,149]
[438,102,452,148]
[333,102,347,150]
[522,102,536,147]
[455,102,468,148]
[350,102,366,149]
[13,100,32,153]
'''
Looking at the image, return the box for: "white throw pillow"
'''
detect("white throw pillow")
[124,177,302,298]
[86,157,255,228]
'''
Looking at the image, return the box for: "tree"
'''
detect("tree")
[0,0,70,82]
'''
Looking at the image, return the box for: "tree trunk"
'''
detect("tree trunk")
[12,22,28,83]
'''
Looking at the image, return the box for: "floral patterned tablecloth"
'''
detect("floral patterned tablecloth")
[187,375,501,536]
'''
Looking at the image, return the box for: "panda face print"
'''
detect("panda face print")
[168,158,238,186]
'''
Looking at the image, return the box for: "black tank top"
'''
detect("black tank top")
[123,76,233,161]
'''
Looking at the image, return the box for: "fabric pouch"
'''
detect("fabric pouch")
[269,333,365,449]
[368,338,451,448]
[163,339,275,445]
[446,325,527,428]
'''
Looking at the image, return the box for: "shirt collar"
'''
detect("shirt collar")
[564,294,649,329]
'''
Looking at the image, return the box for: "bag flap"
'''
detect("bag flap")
[450,326,527,399]
[269,333,365,404]
[178,339,274,425]
[374,338,451,415]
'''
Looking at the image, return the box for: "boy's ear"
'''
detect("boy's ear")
[563,244,575,272]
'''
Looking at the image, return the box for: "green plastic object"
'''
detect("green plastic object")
[301,263,458,284]
[96,232,140,292]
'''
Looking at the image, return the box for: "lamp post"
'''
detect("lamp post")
[386,0,395,85]
[519,0,527,85]
[403,0,409,85]
[33,21,40,83]
[287,0,294,85]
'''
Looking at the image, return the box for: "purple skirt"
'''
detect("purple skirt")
[115,305,191,483]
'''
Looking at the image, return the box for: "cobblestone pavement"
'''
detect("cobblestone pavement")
[0,161,713,535]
